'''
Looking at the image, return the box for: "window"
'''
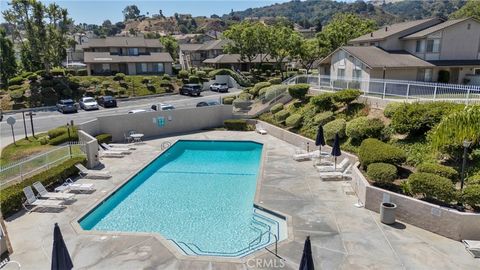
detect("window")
[102,64,110,70]
[353,69,362,79]
[154,63,164,73]
[415,40,423,53]
[337,68,345,78]
[475,68,480,75]
[128,48,139,56]
[338,50,346,67]
[426,39,440,53]
[424,69,433,82]
[136,63,148,73]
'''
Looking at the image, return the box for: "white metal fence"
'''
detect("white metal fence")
[0,142,85,188]
[285,75,480,104]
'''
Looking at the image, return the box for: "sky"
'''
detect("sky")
[0,0,298,25]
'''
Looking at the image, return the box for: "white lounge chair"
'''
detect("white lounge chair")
[22,186,65,211]
[293,150,320,161]
[101,143,132,153]
[108,143,136,150]
[55,178,95,193]
[316,158,349,172]
[33,182,75,201]
[463,240,480,258]
[320,164,353,181]
[98,148,126,158]
[75,164,112,179]
[255,124,267,135]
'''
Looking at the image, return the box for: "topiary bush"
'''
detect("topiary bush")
[416,163,458,181]
[407,172,456,203]
[268,77,282,84]
[47,126,78,145]
[346,117,385,143]
[77,69,88,76]
[288,84,310,100]
[367,163,398,183]
[95,133,112,144]
[195,70,207,81]
[467,174,480,185]
[222,97,235,105]
[8,76,24,86]
[383,102,403,118]
[310,93,335,111]
[28,74,38,81]
[359,138,406,168]
[332,89,361,104]
[323,118,347,141]
[224,119,248,131]
[270,103,284,114]
[113,73,126,81]
[314,111,334,126]
[178,70,189,79]
[250,82,271,96]
[51,68,65,76]
[275,110,290,123]
[461,184,480,209]
[264,85,288,102]
[285,114,303,128]
[188,75,200,84]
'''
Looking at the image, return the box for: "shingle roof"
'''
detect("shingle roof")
[84,52,173,63]
[350,18,442,43]
[82,37,163,48]
[203,54,280,64]
[428,60,480,66]
[179,43,204,51]
[341,46,434,68]
[402,18,474,39]
[180,39,229,52]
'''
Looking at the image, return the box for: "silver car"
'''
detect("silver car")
[209,83,229,92]
[79,97,99,111]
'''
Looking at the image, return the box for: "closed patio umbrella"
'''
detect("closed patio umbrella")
[51,223,73,270]
[315,125,326,153]
[331,133,342,170]
[299,236,314,270]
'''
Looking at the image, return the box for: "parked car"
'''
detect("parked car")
[0,110,3,121]
[79,97,99,110]
[57,99,78,114]
[180,84,202,96]
[128,109,147,114]
[97,95,117,108]
[151,103,175,111]
[209,83,229,92]
[196,101,220,107]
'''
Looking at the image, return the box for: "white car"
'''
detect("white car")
[127,109,147,114]
[151,103,175,111]
[79,97,99,111]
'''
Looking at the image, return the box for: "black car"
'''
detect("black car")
[196,101,220,107]
[180,84,202,96]
[56,99,78,114]
[97,95,117,108]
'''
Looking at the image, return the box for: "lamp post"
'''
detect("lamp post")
[460,140,472,191]
[67,123,72,158]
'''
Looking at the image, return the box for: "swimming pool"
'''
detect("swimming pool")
[79,140,286,257]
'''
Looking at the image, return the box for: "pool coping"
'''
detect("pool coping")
[70,138,294,264]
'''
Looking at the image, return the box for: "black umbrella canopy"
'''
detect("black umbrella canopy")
[315,126,326,147]
[52,223,73,270]
[299,236,314,270]
[331,133,342,157]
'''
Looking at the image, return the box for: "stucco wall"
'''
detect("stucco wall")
[77,119,100,137]
[440,19,480,60]
[96,105,234,142]
[77,130,99,169]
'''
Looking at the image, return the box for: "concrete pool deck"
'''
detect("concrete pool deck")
[5,131,480,269]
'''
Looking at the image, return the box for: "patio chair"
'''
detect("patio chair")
[75,164,112,179]
[316,158,349,172]
[462,240,480,258]
[319,164,353,181]
[100,143,132,154]
[124,133,132,143]
[22,186,65,212]
[55,178,95,193]
[98,149,126,158]
[255,124,267,135]
[293,150,320,161]
[32,182,75,201]
[108,143,136,150]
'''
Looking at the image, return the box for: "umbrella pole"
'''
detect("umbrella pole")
[334,157,337,170]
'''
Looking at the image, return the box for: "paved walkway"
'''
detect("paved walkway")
[5,131,479,269]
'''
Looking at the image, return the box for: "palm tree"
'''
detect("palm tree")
[430,105,480,149]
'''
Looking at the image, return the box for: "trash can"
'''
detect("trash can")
[380,202,397,225]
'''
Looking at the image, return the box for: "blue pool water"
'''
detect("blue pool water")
[79,140,280,257]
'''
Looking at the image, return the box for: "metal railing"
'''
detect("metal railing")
[284,75,480,104]
[0,143,85,188]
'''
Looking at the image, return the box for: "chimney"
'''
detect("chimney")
[385,26,388,31]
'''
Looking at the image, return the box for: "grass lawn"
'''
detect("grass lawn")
[0,134,51,166]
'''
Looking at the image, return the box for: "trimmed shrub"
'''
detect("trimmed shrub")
[119,81,129,89]
[178,70,189,79]
[222,97,235,105]
[28,74,38,81]
[113,73,126,81]
[268,77,282,84]
[238,92,252,100]
[0,157,86,217]
[323,119,347,141]
[346,117,385,143]
[462,184,480,209]
[270,103,284,114]
[408,172,456,203]
[8,76,24,86]
[224,119,248,131]
[264,85,288,102]
[285,114,303,128]
[288,84,309,100]
[417,163,458,180]
[9,90,24,100]
[47,126,78,145]
[359,138,406,168]
[275,110,290,123]
[188,75,200,84]
[383,102,403,118]
[20,71,33,78]
[38,136,49,145]
[8,85,23,91]
[314,111,334,126]
[162,74,171,81]
[95,133,112,144]
[468,174,480,185]
[250,82,271,96]
[195,70,207,80]
[367,163,398,183]
[310,93,335,111]
[147,84,156,92]
[141,77,150,84]
[333,89,361,104]
[77,69,88,76]
[51,68,65,76]
[101,81,110,88]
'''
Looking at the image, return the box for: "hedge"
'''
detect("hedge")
[250,82,271,96]
[224,119,248,131]
[177,70,189,79]
[95,133,112,144]
[285,114,303,128]
[323,118,346,141]
[8,76,24,86]
[113,73,126,81]
[461,184,480,209]
[0,157,86,217]
[383,102,403,118]
[268,78,282,84]
[51,68,65,76]
[367,163,397,183]
[332,89,361,104]
[359,138,406,168]
[310,93,335,111]
[417,163,458,180]
[188,75,200,84]
[275,110,290,123]
[314,111,334,126]
[270,103,284,114]
[264,85,288,102]
[288,84,309,100]
[47,126,79,145]
[407,172,456,203]
[346,117,384,143]
[468,174,480,185]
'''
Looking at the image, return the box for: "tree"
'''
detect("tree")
[0,27,17,86]
[297,38,328,74]
[223,22,268,67]
[266,25,302,79]
[122,5,141,21]
[159,35,179,61]
[316,13,376,53]
[451,0,480,20]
